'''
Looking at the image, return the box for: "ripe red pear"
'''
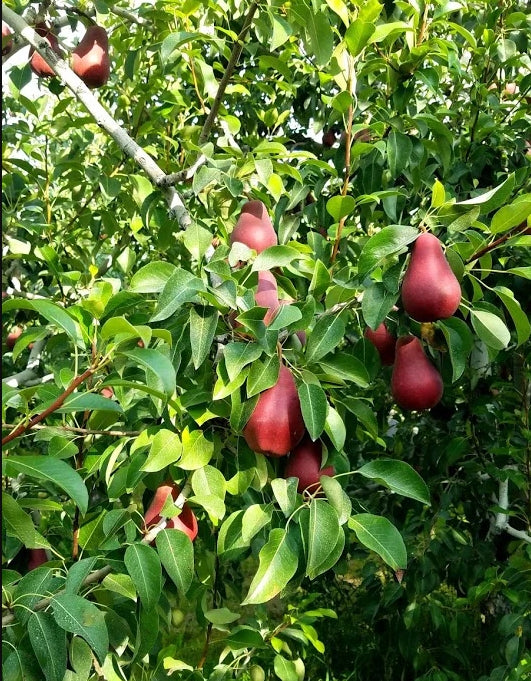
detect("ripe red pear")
[72,25,110,89]
[100,387,114,399]
[6,325,22,350]
[401,232,461,322]
[29,23,62,78]
[144,481,198,542]
[27,549,48,571]
[2,22,13,56]
[255,270,280,325]
[230,200,277,254]
[243,363,305,457]
[391,335,443,410]
[284,435,335,493]
[364,322,396,366]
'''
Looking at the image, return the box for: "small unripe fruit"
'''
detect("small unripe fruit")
[249,665,266,681]
[171,608,185,627]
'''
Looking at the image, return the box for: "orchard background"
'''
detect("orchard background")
[2,1,531,680]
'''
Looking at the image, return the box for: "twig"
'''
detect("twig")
[2,364,102,446]
[494,476,531,545]
[465,222,529,264]
[331,66,355,264]
[1,423,142,437]
[1,7,190,228]
[197,2,258,146]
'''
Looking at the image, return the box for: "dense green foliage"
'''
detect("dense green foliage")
[2,1,530,680]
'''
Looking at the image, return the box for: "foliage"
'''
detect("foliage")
[2,0,530,680]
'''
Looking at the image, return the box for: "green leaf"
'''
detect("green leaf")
[326,195,356,222]
[140,429,182,472]
[431,179,446,208]
[252,245,301,271]
[270,13,293,50]
[2,492,50,549]
[1,299,84,348]
[356,459,430,505]
[224,342,263,382]
[345,19,375,56]
[361,282,399,330]
[225,625,265,650]
[124,543,163,611]
[302,500,341,579]
[274,655,298,681]
[118,347,176,397]
[387,130,413,179]
[490,195,531,234]
[455,174,515,214]
[247,354,280,398]
[189,306,219,369]
[271,477,299,518]
[13,567,61,626]
[298,382,328,441]
[183,222,213,260]
[437,317,475,381]
[470,309,511,350]
[3,457,89,515]
[267,304,303,331]
[51,594,109,664]
[156,529,194,596]
[191,465,226,500]
[341,398,378,439]
[242,528,299,604]
[242,504,273,543]
[101,573,137,601]
[493,286,531,347]
[150,268,205,322]
[318,354,370,387]
[292,6,334,66]
[28,612,67,681]
[324,406,346,451]
[179,427,215,469]
[53,393,123,414]
[320,477,352,525]
[348,513,407,570]
[204,607,241,625]
[129,262,177,293]
[64,558,98,595]
[306,314,346,364]
[358,226,419,279]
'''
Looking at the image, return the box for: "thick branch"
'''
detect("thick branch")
[2,339,46,388]
[2,365,100,446]
[1,7,190,228]
[494,476,531,545]
[465,221,530,264]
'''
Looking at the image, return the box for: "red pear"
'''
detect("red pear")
[230,200,277,254]
[284,435,335,493]
[6,325,22,350]
[2,22,13,56]
[100,387,114,399]
[364,322,396,366]
[243,363,305,457]
[401,232,461,322]
[144,481,198,542]
[29,23,62,78]
[27,549,48,571]
[255,270,280,325]
[72,25,110,89]
[391,335,443,410]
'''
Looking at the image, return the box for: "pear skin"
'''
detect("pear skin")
[391,335,443,410]
[230,201,277,253]
[401,232,461,322]
[364,322,396,365]
[72,25,110,88]
[284,435,335,493]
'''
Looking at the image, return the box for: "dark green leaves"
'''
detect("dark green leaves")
[306,314,346,364]
[28,612,67,681]
[150,268,205,322]
[298,382,328,441]
[242,528,298,604]
[124,543,162,611]
[3,457,89,515]
[51,594,109,664]
[189,305,219,369]
[358,226,419,279]
[356,459,430,505]
[156,529,194,596]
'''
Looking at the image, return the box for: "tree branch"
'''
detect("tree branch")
[2,423,142,437]
[493,475,531,545]
[465,221,530,264]
[1,6,190,228]
[2,339,46,388]
[2,364,102,446]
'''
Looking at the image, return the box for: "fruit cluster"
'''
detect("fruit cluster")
[2,19,110,88]
[365,232,462,411]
